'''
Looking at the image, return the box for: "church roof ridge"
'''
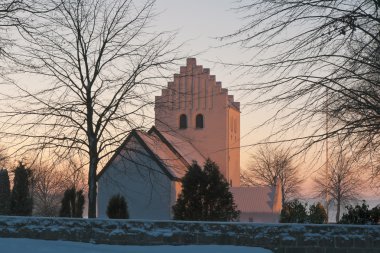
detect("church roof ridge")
[147,126,191,168]
[131,130,180,180]
[148,126,206,167]
[97,128,185,181]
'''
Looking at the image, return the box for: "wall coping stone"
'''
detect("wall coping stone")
[0,216,379,253]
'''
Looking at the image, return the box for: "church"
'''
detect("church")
[97,58,282,222]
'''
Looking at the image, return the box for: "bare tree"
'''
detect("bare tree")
[0,147,8,168]
[0,0,181,218]
[314,153,363,223]
[28,155,87,217]
[223,1,380,169]
[30,163,68,217]
[0,1,48,54]
[0,1,26,29]
[64,156,86,191]
[241,145,303,205]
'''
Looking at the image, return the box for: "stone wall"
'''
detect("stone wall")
[0,216,379,253]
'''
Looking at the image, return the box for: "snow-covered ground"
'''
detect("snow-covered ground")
[0,238,273,253]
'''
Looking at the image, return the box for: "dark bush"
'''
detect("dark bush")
[371,205,380,224]
[10,162,33,216]
[107,194,129,219]
[339,201,373,224]
[280,199,307,223]
[172,159,240,221]
[0,169,11,215]
[308,202,328,224]
[59,187,85,218]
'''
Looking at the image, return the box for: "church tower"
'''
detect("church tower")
[155,58,240,186]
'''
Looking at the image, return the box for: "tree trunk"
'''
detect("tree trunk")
[336,198,341,223]
[87,151,98,218]
[86,82,98,218]
[87,107,98,218]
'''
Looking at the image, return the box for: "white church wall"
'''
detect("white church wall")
[98,136,173,220]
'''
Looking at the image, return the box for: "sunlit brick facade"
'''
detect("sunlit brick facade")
[154,58,240,186]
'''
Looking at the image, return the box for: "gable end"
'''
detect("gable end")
[97,129,179,181]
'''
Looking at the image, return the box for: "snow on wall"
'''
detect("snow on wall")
[0,216,379,253]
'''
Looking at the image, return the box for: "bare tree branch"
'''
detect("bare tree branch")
[0,0,183,218]
[222,0,380,172]
[241,145,304,205]
[314,148,364,223]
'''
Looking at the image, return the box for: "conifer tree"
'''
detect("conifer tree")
[371,205,380,224]
[10,162,33,216]
[59,187,84,218]
[172,163,204,221]
[0,169,11,215]
[308,202,328,224]
[107,194,129,219]
[339,201,377,224]
[173,159,240,221]
[202,160,240,221]
[280,199,307,223]
[74,189,85,218]
[59,188,74,217]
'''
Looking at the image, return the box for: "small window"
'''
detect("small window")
[196,114,204,129]
[179,114,187,129]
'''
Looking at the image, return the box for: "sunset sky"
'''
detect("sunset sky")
[2,0,375,201]
[154,0,273,169]
[151,1,378,199]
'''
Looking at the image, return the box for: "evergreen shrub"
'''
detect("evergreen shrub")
[59,187,85,218]
[107,194,129,219]
[172,159,240,221]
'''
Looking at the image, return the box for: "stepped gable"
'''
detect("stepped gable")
[155,58,240,112]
